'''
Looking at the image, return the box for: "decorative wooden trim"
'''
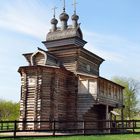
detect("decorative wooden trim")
[43,37,87,49]
[31,50,47,66]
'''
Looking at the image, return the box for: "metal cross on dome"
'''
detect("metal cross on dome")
[60,0,66,12]
[52,6,57,18]
[72,0,78,14]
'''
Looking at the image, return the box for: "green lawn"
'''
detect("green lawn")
[1,135,140,140]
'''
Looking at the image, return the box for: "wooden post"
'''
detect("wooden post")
[53,120,55,136]
[121,107,124,129]
[1,122,3,130]
[83,121,85,135]
[106,105,109,133]
[14,120,17,139]
[7,122,9,130]
[132,120,135,133]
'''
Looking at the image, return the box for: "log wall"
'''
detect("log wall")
[48,46,102,76]
[77,57,99,75]
[49,46,79,73]
[18,66,77,130]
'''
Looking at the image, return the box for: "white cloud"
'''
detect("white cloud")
[0,0,52,40]
[83,30,140,64]
[83,31,125,62]
[85,43,125,63]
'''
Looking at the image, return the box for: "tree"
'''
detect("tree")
[0,99,20,121]
[112,77,140,120]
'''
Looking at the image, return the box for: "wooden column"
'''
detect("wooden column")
[121,106,124,128]
[35,68,42,129]
[105,105,110,133]
[22,71,28,130]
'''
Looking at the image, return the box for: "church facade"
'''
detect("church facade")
[18,4,124,131]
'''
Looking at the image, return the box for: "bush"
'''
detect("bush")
[0,99,20,121]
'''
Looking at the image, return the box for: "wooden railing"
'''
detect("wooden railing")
[0,120,140,138]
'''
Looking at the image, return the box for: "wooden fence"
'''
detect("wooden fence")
[0,120,140,139]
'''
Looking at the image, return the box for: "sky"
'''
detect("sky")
[0,0,140,102]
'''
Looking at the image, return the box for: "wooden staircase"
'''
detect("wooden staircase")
[77,93,95,120]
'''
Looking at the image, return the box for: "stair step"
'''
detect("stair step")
[77,93,96,118]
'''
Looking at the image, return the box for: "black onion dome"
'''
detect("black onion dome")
[51,18,58,24]
[71,14,79,20]
[59,12,69,21]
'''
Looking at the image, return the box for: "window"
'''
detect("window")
[86,65,90,72]
[28,77,36,86]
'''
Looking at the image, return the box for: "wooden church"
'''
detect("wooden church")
[18,1,124,131]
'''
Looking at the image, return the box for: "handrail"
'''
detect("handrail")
[0,120,140,138]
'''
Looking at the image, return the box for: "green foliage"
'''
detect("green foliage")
[112,77,140,120]
[0,99,20,121]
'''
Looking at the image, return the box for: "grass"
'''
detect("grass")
[1,134,140,140]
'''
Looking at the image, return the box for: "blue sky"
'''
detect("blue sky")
[0,0,140,102]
